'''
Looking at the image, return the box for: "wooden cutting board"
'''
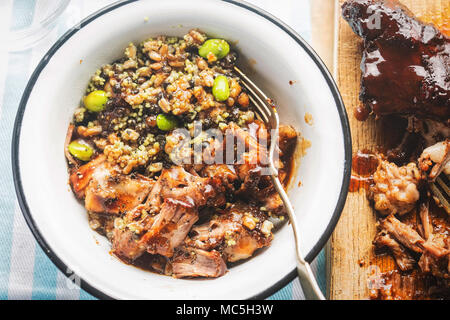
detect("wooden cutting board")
[328,0,450,300]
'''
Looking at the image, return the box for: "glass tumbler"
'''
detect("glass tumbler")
[7,0,70,52]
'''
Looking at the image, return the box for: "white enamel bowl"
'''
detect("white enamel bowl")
[13,0,351,300]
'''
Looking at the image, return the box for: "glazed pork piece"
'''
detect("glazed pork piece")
[169,202,274,278]
[145,166,226,211]
[69,155,106,199]
[84,170,154,214]
[342,0,450,120]
[112,171,276,278]
[139,200,199,257]
[227,122,298,214]
[69,155,154,214]
[200,164,239,192]
[112,166,225,261]
[171,247,227,278]
[186,202,273,262]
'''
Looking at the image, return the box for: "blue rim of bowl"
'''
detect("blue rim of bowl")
[12,0,351,300]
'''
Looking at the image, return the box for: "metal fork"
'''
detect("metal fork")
[234,67,325,300]
[430,174,450,215]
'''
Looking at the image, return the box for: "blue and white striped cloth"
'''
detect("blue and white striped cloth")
[0,0,324,300]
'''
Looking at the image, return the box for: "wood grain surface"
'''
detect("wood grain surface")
[311,0,336,70]
[328,0,450,300]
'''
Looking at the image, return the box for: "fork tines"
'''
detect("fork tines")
[233,67,275,127]
[430,174,450,215]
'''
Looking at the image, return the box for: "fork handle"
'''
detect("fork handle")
[296,257,326,300]
[270,174,325,300]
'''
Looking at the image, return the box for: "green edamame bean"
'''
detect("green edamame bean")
[84,90,108,112]
[156,113,178,131]
[212,75,230,102]
[198,39,230,61]
[68,140,94,161]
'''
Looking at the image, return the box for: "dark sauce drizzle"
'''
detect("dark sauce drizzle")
[349,149,378,192]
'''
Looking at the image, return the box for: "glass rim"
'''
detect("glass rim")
[8,0,71,50]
